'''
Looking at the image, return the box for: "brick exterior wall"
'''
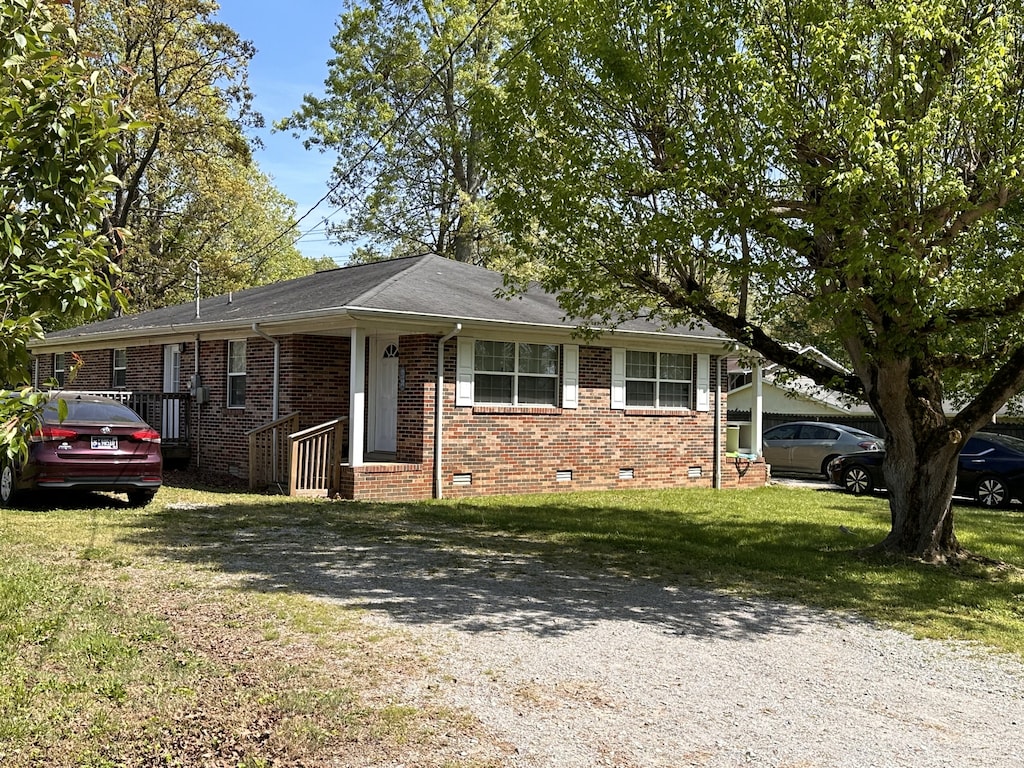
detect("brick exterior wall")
[34,331,767,500]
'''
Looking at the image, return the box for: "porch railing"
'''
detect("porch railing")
[288,418,347,497]
[246,413,300,490]
[53,389,190,454]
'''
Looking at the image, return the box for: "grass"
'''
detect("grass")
[1,481,1023,765]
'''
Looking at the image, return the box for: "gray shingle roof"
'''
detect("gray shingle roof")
[42,254,727,344]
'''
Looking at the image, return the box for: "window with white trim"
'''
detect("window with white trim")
[624,351,693,408]
[53,353,65,387]
[227,339,247,408]
[474,340,559,406]
[112,348,127,388]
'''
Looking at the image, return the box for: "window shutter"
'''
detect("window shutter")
[610,347,626,409]
[696,353,710,412]
[455,336,475,406]
[562,344,579,409]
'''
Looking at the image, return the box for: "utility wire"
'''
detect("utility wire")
[244,0,506,264]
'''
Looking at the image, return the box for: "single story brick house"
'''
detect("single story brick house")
[29,254,767,501]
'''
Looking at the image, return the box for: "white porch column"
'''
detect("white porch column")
[752,361,764,457]
[349,327,366,467]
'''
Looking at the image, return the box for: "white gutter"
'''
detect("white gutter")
[434,324,462,499]
[251,323,280,420]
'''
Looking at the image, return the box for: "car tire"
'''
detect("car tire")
[127,490,157,508]
[975,476,1010,508]
[1,461,18,507]
[820,454,840,479]
[842,465,873,495]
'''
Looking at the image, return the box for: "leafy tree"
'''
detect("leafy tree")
[1,0,125,455]
[279,0,512,264]
[482,0,1024,561]
[67,0,319,312]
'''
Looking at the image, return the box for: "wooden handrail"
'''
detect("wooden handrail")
[288,417,348,497]
[247,412,300,489]
[245,411,301,437]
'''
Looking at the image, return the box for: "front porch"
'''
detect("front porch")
[246,412,429,499]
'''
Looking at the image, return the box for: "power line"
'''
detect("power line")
[244,0,505,264]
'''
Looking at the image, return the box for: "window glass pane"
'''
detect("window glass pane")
[625,350,656,379]
[625,380,656,407]
[113,349,126,368]
[228,340,246,372]
[518,376,557,405]
[659,381,690,408]
[475,373,513,404]
[518,343,559,375]
[53,353,65,386]
[228,375,246,407]
[659,353,691,381]
[475,340,514,372]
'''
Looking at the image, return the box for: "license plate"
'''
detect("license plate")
[91,436,118,450]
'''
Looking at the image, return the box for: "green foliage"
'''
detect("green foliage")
[481,0,1024,557]
[0,0,125,455]
[68,0,318,311]
[279,0,515,264]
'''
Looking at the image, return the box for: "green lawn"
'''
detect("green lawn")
[1,481,1022,766]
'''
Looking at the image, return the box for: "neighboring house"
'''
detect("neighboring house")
[29,254,767,502]
[727,346,873,417]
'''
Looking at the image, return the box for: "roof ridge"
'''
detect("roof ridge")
[349,253,448,305]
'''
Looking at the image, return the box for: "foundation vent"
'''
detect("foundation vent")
[556,469,573,482]
[452,473,473,486]
[619,468,635,480]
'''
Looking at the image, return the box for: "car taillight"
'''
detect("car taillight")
[31,425,78,442]
[858,441,880,451]
[130,428,162,443]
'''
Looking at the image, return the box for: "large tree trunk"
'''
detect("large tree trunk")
[860,355,966,562]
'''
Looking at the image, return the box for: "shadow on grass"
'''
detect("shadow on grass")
[112,484,1024,648]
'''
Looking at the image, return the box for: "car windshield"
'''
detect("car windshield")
[43,399,144,425]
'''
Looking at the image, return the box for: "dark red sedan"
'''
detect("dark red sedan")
[1,393,162,507]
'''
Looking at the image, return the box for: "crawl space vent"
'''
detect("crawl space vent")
[452,473,473,487]
[619,468,635,480]
[556,469,573,482]
[688,466,703,479]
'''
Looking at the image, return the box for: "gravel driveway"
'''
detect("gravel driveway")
[236,520,1024,768]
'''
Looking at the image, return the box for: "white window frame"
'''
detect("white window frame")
[455,338,576,408]
[112,348,127,389]
[227,339,247,408]
[53,353,65,387]
[612,349,711,412]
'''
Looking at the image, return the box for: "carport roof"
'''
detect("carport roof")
[37,253,729,347]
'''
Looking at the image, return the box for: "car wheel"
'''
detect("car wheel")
[842,465,873,495]
[1,461,18,507]
[976,476,1010,508]
[820,454,840,478]
[127,490,156,508]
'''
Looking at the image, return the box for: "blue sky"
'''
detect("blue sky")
[213,1,350,265]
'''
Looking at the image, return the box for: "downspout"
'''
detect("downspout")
[434,324,462,499]
[194,334,201,471]
[251,323,280,420]
[713,356,723,490]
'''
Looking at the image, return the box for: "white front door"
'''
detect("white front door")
[371,338,399,454]
[162,344,181,440]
